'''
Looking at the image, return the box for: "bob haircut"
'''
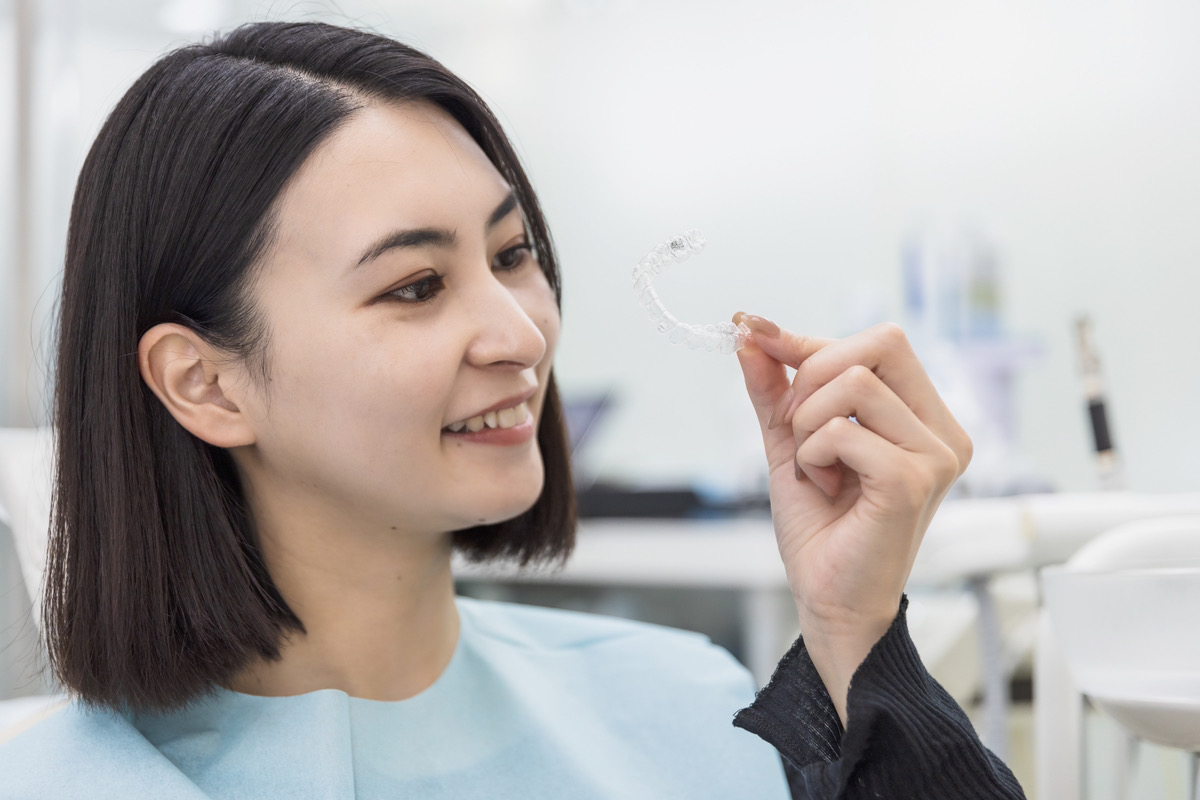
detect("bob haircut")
[44,21,576,713]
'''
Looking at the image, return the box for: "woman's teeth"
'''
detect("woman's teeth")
[445,401,529,433]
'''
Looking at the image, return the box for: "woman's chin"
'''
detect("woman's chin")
[459,482,545,528]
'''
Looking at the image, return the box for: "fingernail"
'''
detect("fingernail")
[741,314,780,338]
[767,386,794,430]
[794,461,805,482]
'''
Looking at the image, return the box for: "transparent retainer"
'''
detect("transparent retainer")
[632,229,752,354]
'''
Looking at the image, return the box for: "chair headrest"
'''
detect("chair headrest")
[0,428,54,628]
[1066,514,1200,571]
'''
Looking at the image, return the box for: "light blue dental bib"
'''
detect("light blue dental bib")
[2,598,789,798]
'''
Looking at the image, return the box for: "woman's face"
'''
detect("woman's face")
[231,101,560,539]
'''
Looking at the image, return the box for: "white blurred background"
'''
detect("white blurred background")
[3,0,1199,497]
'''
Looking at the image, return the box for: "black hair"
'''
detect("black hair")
[44,21,575,713]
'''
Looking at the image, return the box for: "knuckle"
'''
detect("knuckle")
[843,363,877,391]
[873,321,909,350]
[898,453,955,507]
[933,443,961,485]
[956,431,974,474]
[826,415,858,438]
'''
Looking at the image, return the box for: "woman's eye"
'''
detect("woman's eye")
[493,243,533,272]
[386,273,445,304]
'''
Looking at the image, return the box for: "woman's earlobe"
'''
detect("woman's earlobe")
[138,323,256,448]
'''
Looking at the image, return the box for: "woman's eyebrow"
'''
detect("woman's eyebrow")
[352,192,520,271]
[354,227,458,270]
[486,191,519,229]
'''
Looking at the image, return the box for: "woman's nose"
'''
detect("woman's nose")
[462,274,547,370]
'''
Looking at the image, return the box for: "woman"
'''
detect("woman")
[2,21,1024,799]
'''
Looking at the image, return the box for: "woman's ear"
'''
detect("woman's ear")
[138,323,257,448]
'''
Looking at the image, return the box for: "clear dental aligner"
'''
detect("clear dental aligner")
[632,229,752,354]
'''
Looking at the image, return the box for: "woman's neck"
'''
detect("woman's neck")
[228,517,460,702]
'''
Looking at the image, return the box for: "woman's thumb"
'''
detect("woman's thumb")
[738,313,827,369]
[733,312,828,432]
[733,313,791,428]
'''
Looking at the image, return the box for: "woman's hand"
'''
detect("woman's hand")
[732,314,972,726]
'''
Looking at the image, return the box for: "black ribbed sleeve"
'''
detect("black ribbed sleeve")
[733,597,1027,799]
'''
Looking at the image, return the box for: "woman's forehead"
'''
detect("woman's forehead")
[266,101,511,269]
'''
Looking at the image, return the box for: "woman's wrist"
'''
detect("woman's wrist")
[793,599,899,727]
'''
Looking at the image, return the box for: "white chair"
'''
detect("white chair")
[0,428,53,617]
[0,427,62,736]
[1040,516,1200,800]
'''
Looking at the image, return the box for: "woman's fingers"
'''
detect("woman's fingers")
[789,364,950,463]
[738,313,833,371]
[732,314,800,429]
[797,416,887,489]
[735,314,968,511]
[733,313,835,469]
[760,322,971,473]
[797,413,959,519]
[733,314,832,425]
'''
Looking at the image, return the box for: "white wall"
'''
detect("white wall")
[4,0,1200,494]
[437,0,1200,494]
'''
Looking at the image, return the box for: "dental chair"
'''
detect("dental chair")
[0,428,64,737]
[1039,515,1200,800]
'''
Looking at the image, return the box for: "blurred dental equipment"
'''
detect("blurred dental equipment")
[902,220,1047,497]
[632,230,751,354]
[1074,315,1124,491]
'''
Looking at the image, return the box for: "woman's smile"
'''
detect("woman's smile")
[442,387,537,443]
[442,405,536,445]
